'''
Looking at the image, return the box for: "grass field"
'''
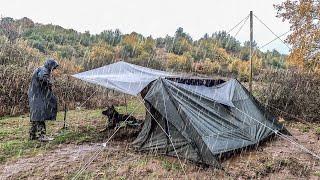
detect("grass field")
[0,98,145,163]
[0,98,320,179]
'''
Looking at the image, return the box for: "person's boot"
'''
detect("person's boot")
[38,134,54,142]
[29,121,38,140]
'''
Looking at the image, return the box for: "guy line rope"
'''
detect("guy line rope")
[73,97,188,179]
[234,107,320,160]
[137,98,188,178]
[72,93,319,179]
[72,104,141,180]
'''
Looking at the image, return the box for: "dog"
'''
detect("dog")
[102,105,140,129]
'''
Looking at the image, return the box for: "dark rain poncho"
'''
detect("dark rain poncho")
[28,59,59,122]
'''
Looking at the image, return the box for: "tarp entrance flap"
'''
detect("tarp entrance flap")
[72,61,175,96]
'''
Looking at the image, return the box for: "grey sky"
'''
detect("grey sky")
[0,0,291,54]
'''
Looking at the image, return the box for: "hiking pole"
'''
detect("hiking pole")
[63,103,68,130]
[124,95,128,114]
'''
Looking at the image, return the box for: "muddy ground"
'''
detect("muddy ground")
[1,123,320,179]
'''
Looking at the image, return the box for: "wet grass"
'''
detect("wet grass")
[1,97,319,179]
[115,98,146,117]
[255,157,311,178]
[315,127,320,135]
[314,171,320,177]
[160,157,182,171]
[0,98,144,163]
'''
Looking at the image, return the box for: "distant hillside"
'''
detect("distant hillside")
[1,16,320,123]
[0,16,286,78]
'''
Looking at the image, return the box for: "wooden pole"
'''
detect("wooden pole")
[249,11,253,93]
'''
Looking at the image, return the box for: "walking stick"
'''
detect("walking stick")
[63,103,68,130]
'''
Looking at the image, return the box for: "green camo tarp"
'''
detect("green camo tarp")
[132,78,287,166]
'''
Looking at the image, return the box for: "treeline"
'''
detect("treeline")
[0,17,286,80]
[5,16,319,122]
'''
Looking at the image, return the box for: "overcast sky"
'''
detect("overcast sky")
[0,0,291,54]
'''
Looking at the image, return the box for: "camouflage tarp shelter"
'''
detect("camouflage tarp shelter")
[73,61,287,167]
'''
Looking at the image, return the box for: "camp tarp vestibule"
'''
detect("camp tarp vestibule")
[73,61,287,167]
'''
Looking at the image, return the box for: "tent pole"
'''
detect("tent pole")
[249,10,253,93]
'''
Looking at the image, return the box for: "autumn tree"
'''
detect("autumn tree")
[240,41,257,61]
[0,17,19,42]
[120,32,144,59]
[170,27,192,55]
[167,52,193,71]
[98,29,122,46]
[84,42,115,70]
[212,31,241,53]
[275,0,320,70]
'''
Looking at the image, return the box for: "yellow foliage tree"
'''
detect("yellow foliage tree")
[228,59,250,81]
[85,42,115,70]
[121,32,144,58]
[167,53,193,72]
[275,0,320,71]
[202,58,221,74]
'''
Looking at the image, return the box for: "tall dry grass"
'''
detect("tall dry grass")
[257,69,320,122]
[0,64,122,117]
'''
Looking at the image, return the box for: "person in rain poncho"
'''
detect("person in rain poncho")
[28,58,59,141]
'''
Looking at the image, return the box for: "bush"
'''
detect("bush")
[129,51,164,70]
[0,39,43,66]
[0,65,121,117]
[228,59,249,81]
[193,59,220,75]
[167,53,193,72]
[257,69,320,122]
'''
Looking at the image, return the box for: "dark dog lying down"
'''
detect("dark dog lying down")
[102,105,141,129]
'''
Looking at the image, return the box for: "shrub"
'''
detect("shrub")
[194,59,220,75]
[0,64,120,117]
[257,69,320,122]
[0,39,43,66]
[83,42,115,70]
[166,52,193,72]
[129,51,164,70]
[315,127,320,135]
[228,59,249,81]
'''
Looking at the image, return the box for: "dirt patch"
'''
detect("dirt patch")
[222,124,320,179]
[100,124,143,142]
[0,143,103,179]
[254,157,312,178]
[1,121,320,179]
